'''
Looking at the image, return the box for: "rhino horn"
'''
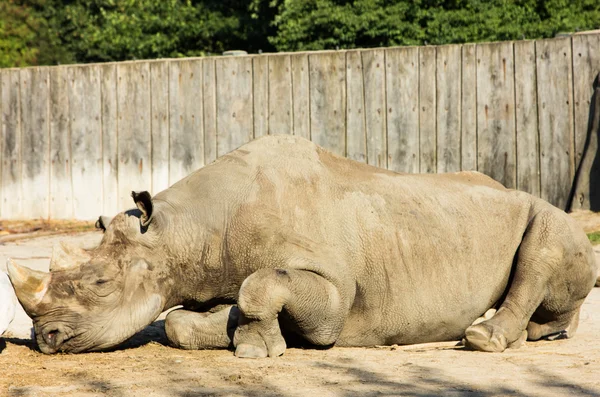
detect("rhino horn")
[6,259,51,315]
[49,241,91,272]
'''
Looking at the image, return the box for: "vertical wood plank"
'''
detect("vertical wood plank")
[268,55,293,136]
[117,62,152,211]
[309,52,346,156]
[514,40,541,197]
[386,47,419,173]
[68,65,103,220]
[291,53,310,139]
[100,64,119,216]
[49,67,73,219]
[476,42,516,188]
[345,50,366,162]
[436,45,462,173]
[169,59,203,185]
[20,68,50,219]
[150,61,170,194]
[216,56,254,156]
[1,70,22,219]
[461,44,478,171]
[362,49,387,168]
[536,38,574,209]
[571,33,600,210]
[253,56,269,138]
[203,58,217,164]
[0,71,2,219]
[419,46,436,173]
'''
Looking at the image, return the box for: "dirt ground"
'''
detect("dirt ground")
[1,214,600,397]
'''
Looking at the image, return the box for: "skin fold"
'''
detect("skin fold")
[7,135,598,357]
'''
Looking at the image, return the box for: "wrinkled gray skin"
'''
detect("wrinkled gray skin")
[7,135,598,357]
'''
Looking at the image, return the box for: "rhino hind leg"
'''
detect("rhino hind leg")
[165,305,239,350]
[233,267,347,358]
[465,209,594,353]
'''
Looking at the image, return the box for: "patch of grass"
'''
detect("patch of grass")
[587,231,600,245]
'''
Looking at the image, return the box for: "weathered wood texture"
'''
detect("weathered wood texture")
[216,57,254,156]
[1,69,22,219]
[362,49,387,168]
[419,46,436,173]
[169,59,204,185]
[2,35,599,219]
[514,41,540,197]
[436,45,462,173]
[386,47,419,173]
[150,61,170,195]
[20,68,50,219]
[49,67,73,219]
[68,66,103,220]
[309,52,346,156]
[571,34,600,210]
[536,38,574,210]
[476,41,517,189]
[345,51,367,162]
[100,64,119,216]
[117,62,152,212]
[461,44,478,171]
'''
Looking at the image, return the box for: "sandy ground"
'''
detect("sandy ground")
[0,216,599,397]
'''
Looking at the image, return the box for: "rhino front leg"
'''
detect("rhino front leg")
[165,305,239,349]
[234,268,347,358]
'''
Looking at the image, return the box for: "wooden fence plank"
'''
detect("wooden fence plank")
[269,55,293,136]
[461,44,478,171]
[0,71,2,219]
[1,70,22,219]
[571,33,600,210]
[253,56,269,138]
[216,57,254,156]
[100,64,119,216]
[309,52,346,156]
[150,61,170,194]
[169,59,203,185]
[20,68,50,219]
[117,62,152,211]
[203,58,218,164]
[68,65,103,220]
[362,49,387,168]
[291,53,310,139]
[346,50,366,162]
[49,67,73,219]
[514,40,540,197]
[386,47,419,173]
[536,38,574,209]
[476,41,516,188]
[419,46,436,173]
[436,45,461,173]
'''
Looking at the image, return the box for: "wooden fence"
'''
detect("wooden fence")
[1,34,599,220]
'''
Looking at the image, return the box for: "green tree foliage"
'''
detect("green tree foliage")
[0,1,43,67]
[265,0,600,51]
[0,0,599,67]
[39,0,273,63]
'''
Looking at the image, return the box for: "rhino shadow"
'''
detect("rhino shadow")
[568,73,600,211]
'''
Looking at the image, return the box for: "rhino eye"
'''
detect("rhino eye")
[95,279,109,286]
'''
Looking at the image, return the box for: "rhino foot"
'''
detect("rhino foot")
[464,323,509,352]
[233,315,286,358]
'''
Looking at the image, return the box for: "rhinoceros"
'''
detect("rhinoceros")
[0,271,16,336]
[6,135,598,357]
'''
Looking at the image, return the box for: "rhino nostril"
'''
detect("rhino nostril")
[44,329,62,347]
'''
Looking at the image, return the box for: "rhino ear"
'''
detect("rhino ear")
[131,191,153,227]
[95,215,113,232]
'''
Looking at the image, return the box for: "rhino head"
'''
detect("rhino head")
[7,192,172,354]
